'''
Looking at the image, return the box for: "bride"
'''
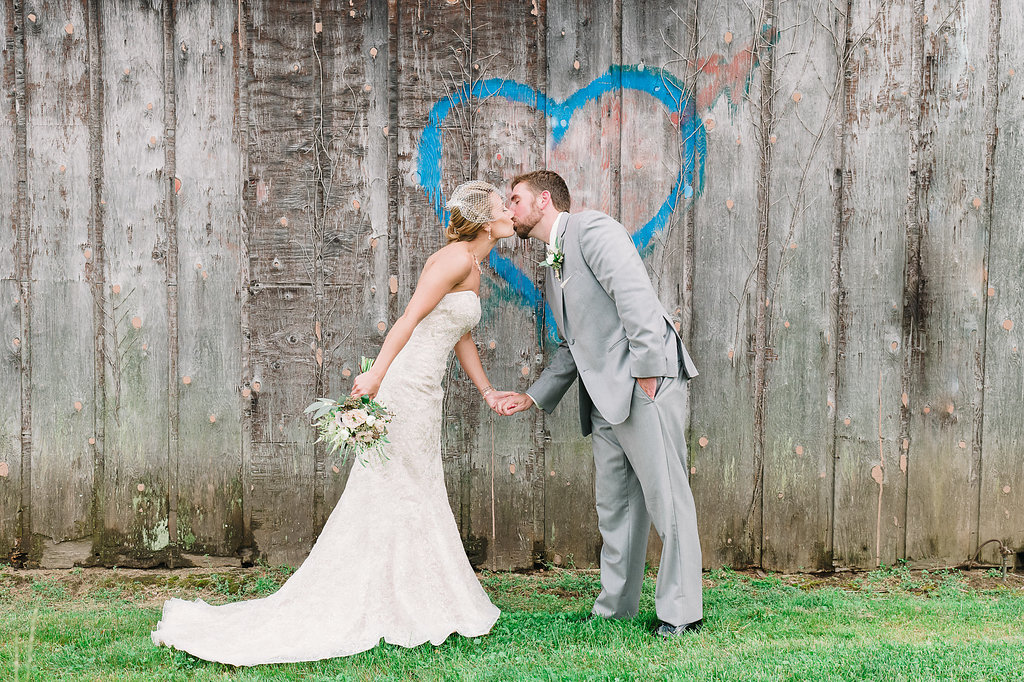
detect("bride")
[152,181,517,665]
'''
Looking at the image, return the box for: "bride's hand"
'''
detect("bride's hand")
[350,372,382,400]
[497,392,534,415]
[484,390,516,413]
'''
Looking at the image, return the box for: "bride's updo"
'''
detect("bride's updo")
[444,180,502,243]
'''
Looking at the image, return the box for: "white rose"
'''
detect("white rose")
[339,428,350,442]
[366,415,376,427]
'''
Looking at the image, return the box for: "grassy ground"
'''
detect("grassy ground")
[1,562,1022,681]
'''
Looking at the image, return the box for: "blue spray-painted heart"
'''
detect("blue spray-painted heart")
[416,65,706,343]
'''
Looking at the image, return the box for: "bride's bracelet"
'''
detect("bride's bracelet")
[481,385,495,397]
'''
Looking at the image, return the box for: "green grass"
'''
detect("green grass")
[1,564,1022,681]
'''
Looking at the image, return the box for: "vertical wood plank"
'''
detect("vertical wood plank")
[0,0,21,558]
[750,0,775,572]
[761,0,843,571]
[245,2,317,564]
[174,0,244,559]
[832,0,914,569]
[246,3,314,446]
[84,0,104,567]
[236,0,254,567]
[95,0,170,566]
[688,1,764,568]
[160,0,181,568]
[904,0,992,566]
[12,0,31,565]
[979,0,1023,567]
[24,0,95,549]
[313,0,362,512]
[317,0,393,522]
[842,0,906,567]
[461,1,545,570]
[537,0,619,571]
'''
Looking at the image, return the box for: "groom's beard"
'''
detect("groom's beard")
[512,207,542,239]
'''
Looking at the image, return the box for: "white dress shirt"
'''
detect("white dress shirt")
[545,212,566,250]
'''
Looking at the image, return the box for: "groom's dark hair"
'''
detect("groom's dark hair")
[511,170,571,212]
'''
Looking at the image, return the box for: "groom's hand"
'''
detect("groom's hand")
[637,377,658,400]
[497,393,534,415]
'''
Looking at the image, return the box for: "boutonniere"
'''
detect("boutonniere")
[540,239,564,278]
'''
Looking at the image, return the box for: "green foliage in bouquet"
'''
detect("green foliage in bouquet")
[304,357,394,467]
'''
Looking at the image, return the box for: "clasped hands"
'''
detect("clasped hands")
[491,392,534,416]
[487,377,659,416]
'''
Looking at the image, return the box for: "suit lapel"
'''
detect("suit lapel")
[546,213,570,334]
[546,264,565,334]
[556,211,569,251]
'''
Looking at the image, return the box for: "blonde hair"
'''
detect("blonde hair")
[445,205,491,243]
[444,180,501,243]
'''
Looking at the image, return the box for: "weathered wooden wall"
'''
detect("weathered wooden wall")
[1,0,1021,573]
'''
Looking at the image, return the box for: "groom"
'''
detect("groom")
[498,170,703,635]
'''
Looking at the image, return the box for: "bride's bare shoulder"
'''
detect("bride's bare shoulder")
[423,243,474,274]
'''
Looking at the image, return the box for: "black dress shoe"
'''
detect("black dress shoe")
[654,618,703,637]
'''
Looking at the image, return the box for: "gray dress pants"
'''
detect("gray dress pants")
[588,370,703,627]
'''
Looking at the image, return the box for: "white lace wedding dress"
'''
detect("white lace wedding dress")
[152,291,499,665]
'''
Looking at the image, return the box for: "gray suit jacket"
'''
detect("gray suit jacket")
[527,210,698,436]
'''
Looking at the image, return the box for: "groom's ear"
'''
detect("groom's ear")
[539,190,551,209]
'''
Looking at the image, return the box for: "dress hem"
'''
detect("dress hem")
[151,608,500,667]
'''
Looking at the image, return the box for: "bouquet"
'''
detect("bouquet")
[304,357,394,466]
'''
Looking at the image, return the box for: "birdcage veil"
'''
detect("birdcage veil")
[445,180,503,224]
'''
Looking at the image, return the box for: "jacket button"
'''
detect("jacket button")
[568,338,575,345]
